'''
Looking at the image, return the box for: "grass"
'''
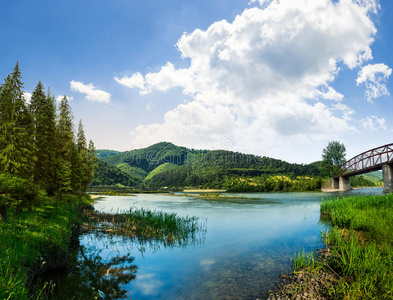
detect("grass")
[84,207,206,248]
[313,193,393,299]
[292,250,317,270]
[0,195,92,300]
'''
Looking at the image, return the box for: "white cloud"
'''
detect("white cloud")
[23,92,32,104]
[115,72,145,92]
[119,0,382,161]
[70,80,111,103]
[248,0,272,7]
[314,87,344,102]
[56,95,74,102]
[360,116,387,131]
[332,103,355,121]
[356,63,392,102]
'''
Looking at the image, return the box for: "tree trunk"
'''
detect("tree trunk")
[0,205,7,221]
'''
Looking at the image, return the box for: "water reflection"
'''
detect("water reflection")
[48,188,383,299]
[47,240,137,300]
[47,208,206,300]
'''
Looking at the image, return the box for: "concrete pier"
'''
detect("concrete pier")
[331,178,339,189]
[339,176,351,191]
[382,164,393,193]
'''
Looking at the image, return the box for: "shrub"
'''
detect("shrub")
[0,173,39,220]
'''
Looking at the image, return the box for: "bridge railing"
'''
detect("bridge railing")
[335,143,393,177]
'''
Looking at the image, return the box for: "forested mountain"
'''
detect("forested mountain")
[95,149,120,159]
[93,142,322,191]
[101,142,207,172]
[89,160,140,187]
[144,149,321,190]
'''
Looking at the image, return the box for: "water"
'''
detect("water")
[57,188,383,299]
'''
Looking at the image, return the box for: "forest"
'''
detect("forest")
[0,62,97,220]
[93,142,382,192]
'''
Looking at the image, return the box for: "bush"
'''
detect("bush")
[0,173,39,220]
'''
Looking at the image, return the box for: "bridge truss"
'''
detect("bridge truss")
[334,143,393,178]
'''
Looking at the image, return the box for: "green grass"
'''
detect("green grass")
[319,193,393,299]
[85,207,206,248]
[0,195,92,300]
[292,249,317,270]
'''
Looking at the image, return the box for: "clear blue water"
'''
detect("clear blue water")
[74,188,383,299]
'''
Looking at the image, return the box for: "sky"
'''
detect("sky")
[1,0,392,163]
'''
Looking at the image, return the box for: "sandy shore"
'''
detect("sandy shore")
[182,189,227,193]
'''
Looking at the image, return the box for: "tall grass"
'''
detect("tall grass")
[320,193,393,299]
[85,207,207,248]
[292,250,316,270]
[0,195,91,299]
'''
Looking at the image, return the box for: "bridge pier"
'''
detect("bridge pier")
[331,178,339,189]
[382,164,393,193]
[339,176,351,191]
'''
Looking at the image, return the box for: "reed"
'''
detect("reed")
[84,207,206,248]
[320,193,393,299]
[292,249,316,269]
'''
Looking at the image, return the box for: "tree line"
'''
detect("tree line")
[0,62,97,220]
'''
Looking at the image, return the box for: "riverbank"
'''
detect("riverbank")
[0,194,207,299]
[265,193,393,299]
[0,195,92,299]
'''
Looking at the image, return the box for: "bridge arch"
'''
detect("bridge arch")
[331,143,393,192]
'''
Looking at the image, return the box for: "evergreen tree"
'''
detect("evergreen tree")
[72,120,88,193]
[86,139,98,189]
[56,96,74,198]
[0,62,35,178]
[30,83,57,195]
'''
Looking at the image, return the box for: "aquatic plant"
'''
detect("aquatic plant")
[292,250,316,270]
[84,207,207,249]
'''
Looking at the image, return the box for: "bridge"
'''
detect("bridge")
[331,143,393,193]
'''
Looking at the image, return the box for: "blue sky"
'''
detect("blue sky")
[1,0,392,163]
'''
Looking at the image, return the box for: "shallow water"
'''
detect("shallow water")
[59,188,384,299]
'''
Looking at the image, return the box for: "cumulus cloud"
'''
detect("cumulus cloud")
[56,95,74,102]
[117,0,382,160]
[115,73,146,92]
[356,63,392,102]
[23,92,32,104]
[70,80,111,103]
[360,116,387,131]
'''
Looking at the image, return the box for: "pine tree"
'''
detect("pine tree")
[30,83,57,194]
[86,140,98,189]
[73,120,89,193]
[0,62,35,178]
[56,96,74,198]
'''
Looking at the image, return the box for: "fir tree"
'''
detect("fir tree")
[30,83,57,194]
[56,96,74,198]
[86,139,98,189]
[0,62,35,178]
[73,120,89,193]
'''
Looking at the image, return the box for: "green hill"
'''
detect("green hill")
[95,149,120,159]
[89,160,141,187]
[116,163,148,181]
[101,142,207,172]
[351,171,383,187]
[145,163,179,181]
[93,142,322,191]
[144,149,321,189]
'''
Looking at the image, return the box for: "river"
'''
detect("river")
[52,188,383,299]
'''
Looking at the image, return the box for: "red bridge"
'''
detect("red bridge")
[331,143,393,192]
